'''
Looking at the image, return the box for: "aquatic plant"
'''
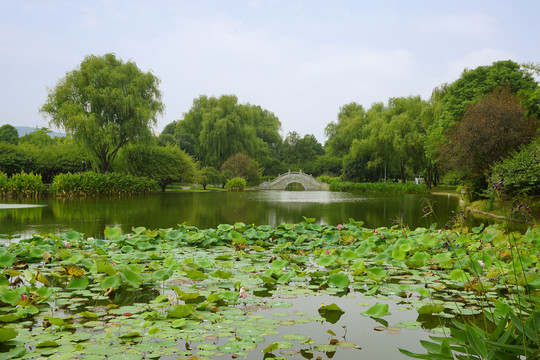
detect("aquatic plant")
[0,220,538,359]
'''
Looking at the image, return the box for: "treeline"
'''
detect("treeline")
[1,54,539,201]
[325,61,539,199]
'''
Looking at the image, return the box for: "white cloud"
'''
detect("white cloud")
[448,48,518,79]
[421,13,497,40]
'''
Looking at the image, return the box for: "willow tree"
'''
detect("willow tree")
[41,53,164,173]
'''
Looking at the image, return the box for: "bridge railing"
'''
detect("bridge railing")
[261,171,313,186]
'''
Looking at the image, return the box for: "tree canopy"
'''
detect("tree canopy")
[40,53,164,173]
[0,124,19,144]
[445,86,538,174]
[174,95,281,168]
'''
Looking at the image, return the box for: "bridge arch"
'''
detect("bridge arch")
[258,171,329,191]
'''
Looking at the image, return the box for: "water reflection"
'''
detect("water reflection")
[0,190,479,239]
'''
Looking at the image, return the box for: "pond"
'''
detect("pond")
[1,194,536,360]
[0,190,471,239]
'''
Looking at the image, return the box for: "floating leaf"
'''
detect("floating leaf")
[328,272,350,288]
[79,311,98,318]
[0,251,15,267]
[211,269,232,279]
[101,274,123,290]
[167,304,193,319]
[262,342,279,353]
[185,269,208,280]
[152,268,173,281]
[314,344,337,352]
[66,276,89,290]
[417,304,445,315]
[361,303,390,318]
[319,303,345,324]
[104,226,122,240]
[0,328,17,342]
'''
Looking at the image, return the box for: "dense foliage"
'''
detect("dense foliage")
[41,53,164,173]
[172,95,282,169]
[220,153,262,185]
[119,145,198,191]
[225,177,247,191]
[490,137,540,196]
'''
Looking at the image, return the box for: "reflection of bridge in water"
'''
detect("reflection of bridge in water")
[257,171,329,191]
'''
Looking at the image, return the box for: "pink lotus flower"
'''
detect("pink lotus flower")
[239,287,247,299]
[20,294,27,301]
[337,224,342,231]
[64,241,72,248]
[325,249,330,255]
[478,260,485,268]
[87,237,94,241]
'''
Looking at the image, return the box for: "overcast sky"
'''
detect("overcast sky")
[1,0,539,142]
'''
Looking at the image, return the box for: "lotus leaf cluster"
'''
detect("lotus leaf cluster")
[0,220,538,359]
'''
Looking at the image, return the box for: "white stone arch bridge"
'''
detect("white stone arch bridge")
[258,171,329,191]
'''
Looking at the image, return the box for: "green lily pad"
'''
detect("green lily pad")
[314,344,337,352]
[361,303,390,318]
[283,333,307,341]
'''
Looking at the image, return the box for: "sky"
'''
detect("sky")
[1,0,539,143]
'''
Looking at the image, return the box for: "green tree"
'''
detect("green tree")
[440,60,538,125]
[445,86,538,199]
[446,86,537,173]
[282,132,324,165]
[40,53,164,173]
[19,127,54,146]
[122,145,197,191]
[198,166,222,190]
[220,153,262,184]
[490,136,540,196]
[176,95,281,167]
[0,143,27,175]
[21,140,88,183]
[0,124,19,144]
[324,102,366,158]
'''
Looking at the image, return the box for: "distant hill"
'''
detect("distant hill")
[15,126,65,138]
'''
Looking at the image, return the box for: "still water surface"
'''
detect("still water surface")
[0,190,469,238]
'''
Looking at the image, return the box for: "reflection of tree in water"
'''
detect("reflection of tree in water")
[1,192,470,238]
[0,206,43,224]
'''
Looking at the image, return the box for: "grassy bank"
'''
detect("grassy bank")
[469,196,540,223]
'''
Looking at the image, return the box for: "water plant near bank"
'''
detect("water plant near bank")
[50,171,158,196]
[0,219,538,359]
[0,171,44,198]
[329,179,429,194]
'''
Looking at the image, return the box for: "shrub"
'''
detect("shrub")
[225,177,246,192]
[490,137,540,196]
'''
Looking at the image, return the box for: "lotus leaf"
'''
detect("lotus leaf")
[361,303,390,317]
